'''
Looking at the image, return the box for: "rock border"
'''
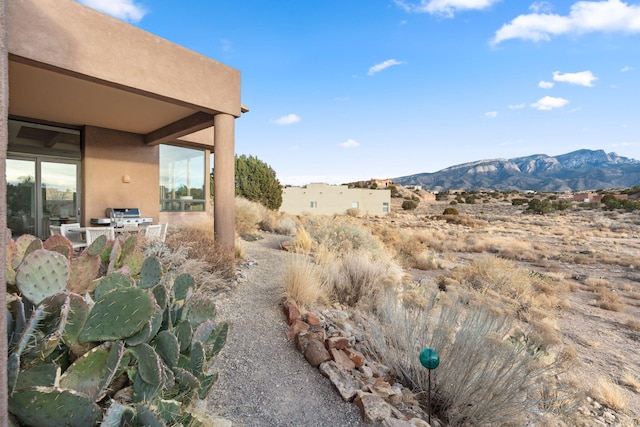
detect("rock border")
[283,299,442,427]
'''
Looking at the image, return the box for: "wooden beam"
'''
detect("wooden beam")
[144,111,214,146]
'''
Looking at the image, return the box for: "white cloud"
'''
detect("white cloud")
[271,114,301,125]
[492,0,640,44]
[368,59,404,76]
[338,139,361,149]
[485,111,498,118]
[508,103,526,109]
[553,70,598,87]
[529,1,553,13]
[538,80,555,89]
[530,96,570,110]
[394,0,501,18]
[77,0,147,23]
[621,65,634,72]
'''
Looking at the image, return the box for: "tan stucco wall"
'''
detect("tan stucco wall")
[8,0,241,116]
[280,183,391,216]
[82,126,159,224]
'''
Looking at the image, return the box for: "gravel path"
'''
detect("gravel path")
[208,233,366,427]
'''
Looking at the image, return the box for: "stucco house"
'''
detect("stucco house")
[280,183,391,216]
[2,0,243,249]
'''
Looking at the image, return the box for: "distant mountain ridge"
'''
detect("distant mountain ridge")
[393,149,640,192]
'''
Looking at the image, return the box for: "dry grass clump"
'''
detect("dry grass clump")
[326,250,404,308]
[281,255,330,308]
[437,214,487,228]
[299,215,387,257]
[626,317,640,332]
[595,287,625,312]
[235,196,264,235]
[362,291,569,426]
[591,377,628,411]
[621,371,640,393]
[164,224,235,280]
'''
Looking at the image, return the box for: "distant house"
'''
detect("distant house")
[366,179,393,188]
[280,183,391,216]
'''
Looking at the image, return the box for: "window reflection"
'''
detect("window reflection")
[160,145,205,212]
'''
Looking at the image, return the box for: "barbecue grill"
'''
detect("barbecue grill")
[90,208,153,226]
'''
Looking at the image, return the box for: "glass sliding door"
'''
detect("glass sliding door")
[41,161,79,236]
[6,159,37,237]
[6,119,82,239]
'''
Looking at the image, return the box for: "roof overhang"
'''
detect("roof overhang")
[7,0,243,146]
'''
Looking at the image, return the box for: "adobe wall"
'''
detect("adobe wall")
[8,0,241,116]
[83,126,159,224]
[280,183,390,216]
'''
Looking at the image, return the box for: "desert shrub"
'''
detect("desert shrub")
[442,207,459,216]
[449,200,457,205]
[233,154,283,209]
[328,251,404,308]
[591,377,628,411]
[281,255,330,308]
[346,207,361,217]
[595,287,624,312]
[402,200,419,210]
[299,215,386,257]
[362,291,569,426]
[388,185,400,198]
[290,225,313,253]
[165,224,235,280]
[627,317,640,332]
[234,196,263,235]
[276,216,298,236]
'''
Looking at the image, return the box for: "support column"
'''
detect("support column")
[213,113,235,250]
[1,0,10,423]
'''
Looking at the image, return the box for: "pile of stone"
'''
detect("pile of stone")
[283,299,441,427]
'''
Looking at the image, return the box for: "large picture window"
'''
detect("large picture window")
[160,145,205,212]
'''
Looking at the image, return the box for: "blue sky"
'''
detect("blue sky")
[78,0,640,185]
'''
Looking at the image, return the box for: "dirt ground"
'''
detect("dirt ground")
[368,197,640,424]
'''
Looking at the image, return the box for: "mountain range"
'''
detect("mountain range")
[393,149,640,192]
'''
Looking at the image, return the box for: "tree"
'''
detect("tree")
[232,154,282,210]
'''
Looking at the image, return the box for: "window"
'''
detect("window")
[310,201,317,208]
[160,145,206,212]
[382,202,389,213]
[352,201,359,209]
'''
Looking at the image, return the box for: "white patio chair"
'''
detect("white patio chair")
[60,223,87,250]
[49,225,62,236]
[85,227,115,245]
[159,223,168,242]
[144,224,163,242]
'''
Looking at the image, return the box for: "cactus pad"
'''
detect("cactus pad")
[173,274,195,301]
[172,367,201,391]
[43,235,73,260]
[59,346,109,397]
[16,249,70,305]
[8,386,100,427]
[68,251,102,295]
[131,343,164,388]
[15,363,59,391]
[198,373,218,400]
[207,322,229,358]
[183,294,217,326]
[155,330,180,368]
[134,403,166,427]
[93,272,135,301]
[190,341,206,377]
[174,320,193,353]
[79,287,155,342]
[139,256,162,289]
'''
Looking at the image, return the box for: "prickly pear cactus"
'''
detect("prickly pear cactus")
[79,287,155,342]
[15,249,70,305]
[8,386,101,427]
[5,231,228,427]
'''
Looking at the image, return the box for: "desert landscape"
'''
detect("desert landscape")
[378,191,640,424]
[270,187,640,425]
